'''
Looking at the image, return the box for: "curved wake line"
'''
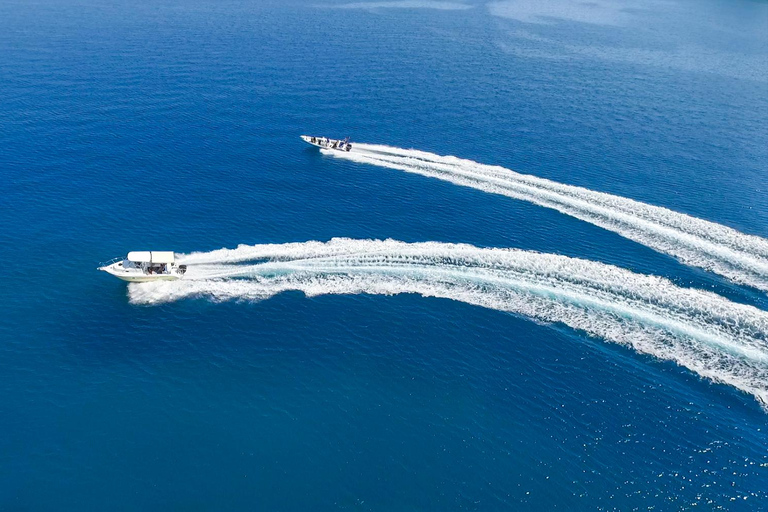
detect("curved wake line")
[328,144,768,292]
[139,238,768,409]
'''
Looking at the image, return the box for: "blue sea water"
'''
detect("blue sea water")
[2,0,768,509]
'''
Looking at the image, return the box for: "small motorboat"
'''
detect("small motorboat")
[301,135,352,152]
[99,251,187,282]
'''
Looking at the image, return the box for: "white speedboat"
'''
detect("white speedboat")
[301,135,352,152]
[99,251,187,282]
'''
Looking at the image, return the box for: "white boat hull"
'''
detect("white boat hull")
[99,258,185,282]
[106,271,180,283]
[301,135,352,151]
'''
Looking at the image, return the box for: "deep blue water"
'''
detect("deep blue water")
[2,0,768,509]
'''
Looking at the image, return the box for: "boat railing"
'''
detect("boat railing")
[99,256,125,268]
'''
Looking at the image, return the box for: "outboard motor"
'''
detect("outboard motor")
[178,265,187,275]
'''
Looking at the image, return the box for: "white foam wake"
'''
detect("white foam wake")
[132,238,768,408]
[326,144,768,292]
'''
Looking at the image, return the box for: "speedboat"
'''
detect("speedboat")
[301,135,352,152]
[99,251,187,282]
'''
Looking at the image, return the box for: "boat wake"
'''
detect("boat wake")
[326,144,768,293]
[130,238,768,408]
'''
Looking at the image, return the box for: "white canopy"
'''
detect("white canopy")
[127,251,151,262]
[150,251,175,264]
[127,251,175,264]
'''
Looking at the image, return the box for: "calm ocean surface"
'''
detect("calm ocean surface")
[2,0,767,509]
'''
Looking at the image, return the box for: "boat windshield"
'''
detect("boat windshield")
[121,259,142,269]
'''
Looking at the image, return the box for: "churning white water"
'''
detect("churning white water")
[129,238,768,408]
[328,144,768,292]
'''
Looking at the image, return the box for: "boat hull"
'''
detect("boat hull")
[99,263,183,282]
[301,135,352,151]
[110,273,180,282]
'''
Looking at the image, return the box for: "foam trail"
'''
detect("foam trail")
[325,144,768,292]
[133,238,768,409]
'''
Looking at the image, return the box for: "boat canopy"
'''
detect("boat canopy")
[127,251,175,264]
